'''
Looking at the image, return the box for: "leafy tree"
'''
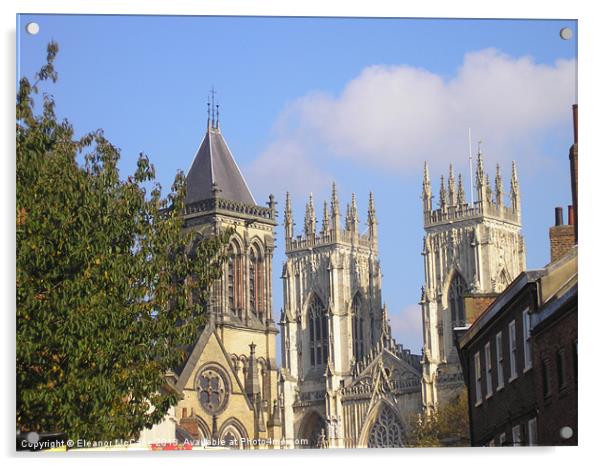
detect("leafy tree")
[407,389,470,447]
[16,42,231,442]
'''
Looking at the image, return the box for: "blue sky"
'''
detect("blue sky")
[17,14,577,354]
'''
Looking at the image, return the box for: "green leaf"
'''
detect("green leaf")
[16,42,232,442]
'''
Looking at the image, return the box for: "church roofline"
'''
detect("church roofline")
[423,202,522,229]
[184,119,257,207]
[285,229,375,253]
[183,195,277,226]
[284,189,378,253]
[218,128,257,205]
[423,155,521,229]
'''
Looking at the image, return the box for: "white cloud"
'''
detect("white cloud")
[389,304,423,354]
[248,48,575,191]
[246,138,332,201]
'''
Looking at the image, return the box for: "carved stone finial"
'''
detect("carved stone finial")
[322,200,330,234]
[284,191,294,239]
[304,193,316,236]
[457,173,466,205]
[439,175,447,210]
[422,162,433,212]
[495,164,504,206]
[330,181,340,231]
[448,164,456,207]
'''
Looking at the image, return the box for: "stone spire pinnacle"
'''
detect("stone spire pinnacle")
[368,192,376,222]
[485,174,493,205]
[439,175,447,210]
[245,342,260,400]
[284,192,294,240]
[351,192,358,216]
[331,182,340,233]
[448,164,456,207]
[457,173,466,205]
[368,191,377,243]
[381,303,392,346]
[495,163,504,206]
[345,203,351,230]
[347,193,359,233]
[511,160,519,191]
[422,162,432,212]
[304,193,316,236]
[510,160,520,212]
[322,200,330,234]
[476,143,486,203]
[267,399,281,428]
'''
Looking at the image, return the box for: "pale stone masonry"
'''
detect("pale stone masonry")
[279,186,422,448]
[171,113,283,449]
[420,150,526,412]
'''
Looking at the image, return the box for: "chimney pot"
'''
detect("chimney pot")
[568,205,574,226]
[555,207,564,226]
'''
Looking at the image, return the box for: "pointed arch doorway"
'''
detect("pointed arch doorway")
[298,411,327,448]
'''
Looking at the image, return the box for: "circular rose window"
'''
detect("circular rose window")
[195,364,230,415]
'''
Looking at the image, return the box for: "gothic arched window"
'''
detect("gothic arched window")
[448,272,468,327]
[248,245,265,320]
[368,404,405,448]
[227,244,240,317]
[220,422,247,449]
[352,294,364,361]
[308,295,329,366]
[249,248,257,315]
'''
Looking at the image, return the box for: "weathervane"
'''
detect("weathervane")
[210,87,216,128]
[207,86,219,130]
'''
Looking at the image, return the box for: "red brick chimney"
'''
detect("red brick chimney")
[549,206,575,262]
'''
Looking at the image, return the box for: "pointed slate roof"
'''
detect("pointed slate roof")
[185,126,256,206]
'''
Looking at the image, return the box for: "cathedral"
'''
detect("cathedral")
[164,103,527,449]
[420,150,526,411]
[279,188,422,448]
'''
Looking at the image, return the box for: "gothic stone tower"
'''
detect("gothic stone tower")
[279,186,387,447]
[420,149,526,412]
[173,109,282,448]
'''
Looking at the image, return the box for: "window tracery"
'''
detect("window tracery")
[368,404,404,448]
[352,294,364,360]
[308,295,329,366]
[227,243,241,317]
[448,272,468,327]
[195,364,230,415]
[249,245,264,320]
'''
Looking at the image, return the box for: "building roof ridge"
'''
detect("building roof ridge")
[185,126,256,206]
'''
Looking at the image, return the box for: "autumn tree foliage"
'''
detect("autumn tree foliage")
[16,42,230,442]
[407,389,470,447]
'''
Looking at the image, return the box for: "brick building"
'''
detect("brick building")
[456,104,578,447]
[457,270,543,446]
[531,249,577,446]
[529,104,578,446]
